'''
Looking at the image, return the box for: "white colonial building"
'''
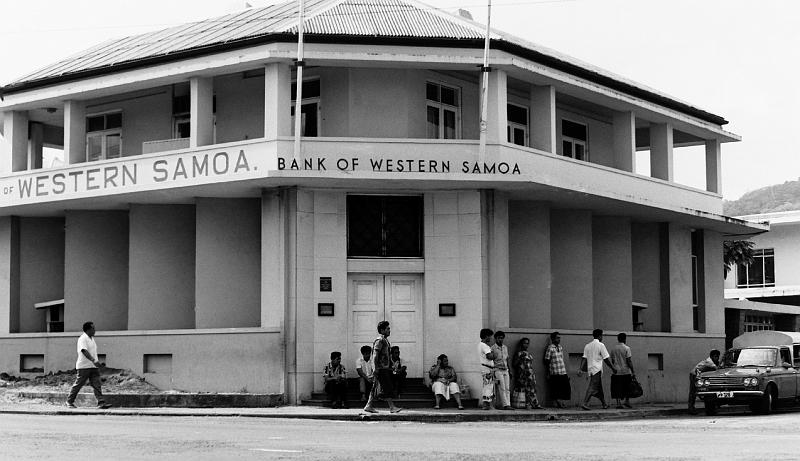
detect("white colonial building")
[725,211,800,348]
[0,0,764,403]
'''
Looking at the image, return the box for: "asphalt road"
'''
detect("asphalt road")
[1,412,798,460]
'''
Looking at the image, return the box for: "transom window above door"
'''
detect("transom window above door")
[426,82,461,140]
[86,111,122,162]
[347,195,423,258]
[561,119,588,161]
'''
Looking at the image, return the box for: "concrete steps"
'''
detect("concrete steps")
[301,377,479,409]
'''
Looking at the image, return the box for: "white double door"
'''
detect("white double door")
[348,274,422,378]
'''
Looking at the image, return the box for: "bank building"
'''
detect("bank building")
[0,0,765,404]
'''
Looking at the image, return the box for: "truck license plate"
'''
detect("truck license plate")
[716,391,733,398]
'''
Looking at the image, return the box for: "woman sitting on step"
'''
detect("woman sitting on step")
[429,354,464,410]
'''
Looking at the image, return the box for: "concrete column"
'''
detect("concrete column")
[509,201,551,328]
[530,85,556,153]
[551,210,593,330]
[0,217,20,334]
[650,123,674,181]
[486,190,510,329]
[64,100,86,165]
[264,63,292,139]
[2,111,29,173]
[29,122,44,170]
[703,230,724,334]
[485,69,508,144]
[705,139,722,194]
[261,188,287,329]
[592,217,633,331]
[190,77,214,148]
[659,223,693,332]
[612,111,636,172]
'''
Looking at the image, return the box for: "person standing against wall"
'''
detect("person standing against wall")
[543,331,570,408]
[65,321,112,409]
[492,331,513,410]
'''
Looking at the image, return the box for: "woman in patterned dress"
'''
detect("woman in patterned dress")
[513,337,544,409]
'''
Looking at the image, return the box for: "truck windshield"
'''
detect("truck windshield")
[736,348,776,367]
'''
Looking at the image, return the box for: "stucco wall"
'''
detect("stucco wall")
[318,68,349,137]
[85,88,172,158]
[632,222,663,332]
[18,218,64,333]
[508,201,551,329]
[556,106,614,167]
[215,73,266,143]
[424,191,485,394]
[195,198,260,329]
[550,210,593,329]
[592,216,633,331]
[0,330,282,393]
[64,211,129,332]
[129,205,195,330]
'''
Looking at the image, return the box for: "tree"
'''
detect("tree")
[723,240,755,279]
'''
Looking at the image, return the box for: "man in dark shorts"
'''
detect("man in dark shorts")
[363,321,402,414]
[544,331,570,408]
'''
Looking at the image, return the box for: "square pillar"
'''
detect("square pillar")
[612,111,636,172]
[659,223,693,332]
[64,100,86,165]
[592,216,633,330]
[190,77,214,148]
[551,210,593,329]
[0,216,20,334]
[702,230,724,335]
[485,190,509,329]
[485,69,508,144]
[650,123,674,181]
[530,85,556,153]
[705,139,722,194]
[261,188,287,329]
[264,63,292,139]
[3,111,29,173]
[29,122,44,170]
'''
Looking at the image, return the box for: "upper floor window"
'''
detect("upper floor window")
[737,248,775,288]
[86,112,122,162]
[561,119,587,161]
[291,78,320,137]
[744,313,774,332]
[347,195,423,258]
[426,82,460,139]
[507,103,528,146]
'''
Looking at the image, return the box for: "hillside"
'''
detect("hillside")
[724,180,800,216]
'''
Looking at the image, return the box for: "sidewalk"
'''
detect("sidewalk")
[0,395,692,422]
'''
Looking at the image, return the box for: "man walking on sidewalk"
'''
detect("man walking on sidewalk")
[578,328,615,410]
[363,321,402,414]
[66,321,112,409]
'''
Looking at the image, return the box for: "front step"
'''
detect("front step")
[301,377,480,409]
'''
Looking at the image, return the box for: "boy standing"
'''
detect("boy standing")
[355,345,374,402]
[478,328,497,410]
[492,330,512,410]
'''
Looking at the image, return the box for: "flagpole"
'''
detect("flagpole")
[293,0,306,159]
[478,0,492,163]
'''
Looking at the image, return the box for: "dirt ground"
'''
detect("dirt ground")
[0,368,160,397]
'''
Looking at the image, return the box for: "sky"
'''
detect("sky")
[1,0,797,200]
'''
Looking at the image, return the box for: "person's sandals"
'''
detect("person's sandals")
[433,405,440,409]
[601,404,610,410]
[580,404,591,411]
[65,402,76,408]
[502,406,514,410]
[98,403,113,409]
[389,407,403,413]
[457,405,464,410]
[532,405,544,410]
[363,406,378,413]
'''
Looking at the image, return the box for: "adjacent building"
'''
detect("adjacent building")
[725,211,800,348]
[0,0,764,403]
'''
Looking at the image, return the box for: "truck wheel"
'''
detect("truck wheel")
[703,397,717,416]
[757,387,775,415]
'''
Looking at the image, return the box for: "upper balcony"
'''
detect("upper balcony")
[0,62,741,226]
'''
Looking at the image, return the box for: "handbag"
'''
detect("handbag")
[511,390,527,409]
[628,375,644,398]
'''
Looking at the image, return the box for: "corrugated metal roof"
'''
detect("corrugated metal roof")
[1,0,728,125]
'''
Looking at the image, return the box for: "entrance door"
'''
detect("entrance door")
[349,274,422,378]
